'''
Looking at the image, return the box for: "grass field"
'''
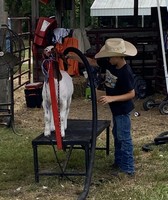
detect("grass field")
[0,94,168,200]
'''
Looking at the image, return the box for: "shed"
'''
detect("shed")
[91,0,168,16]
[87,0,168,94]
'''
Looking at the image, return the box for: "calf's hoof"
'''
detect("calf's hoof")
[44,129,51,137]
[61,130,65,138]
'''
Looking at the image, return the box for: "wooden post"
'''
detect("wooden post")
[55,0,64,27]
[0,0,8,109]
[0,0,8,26]
[31,0,39,33]
[134,0,139,27]
[80,0,85,30]
[70,0,76,28]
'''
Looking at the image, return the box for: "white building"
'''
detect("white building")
[90,0,168,28]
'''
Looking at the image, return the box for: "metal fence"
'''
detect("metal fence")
[8,17,32,90]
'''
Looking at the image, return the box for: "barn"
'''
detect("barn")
[30,0,168,95]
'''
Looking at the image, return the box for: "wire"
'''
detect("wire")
[45,135,74,183]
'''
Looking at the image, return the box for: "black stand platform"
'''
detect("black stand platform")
[32,119,111,182]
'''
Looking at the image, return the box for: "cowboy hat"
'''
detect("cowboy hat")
[95,38,137,58]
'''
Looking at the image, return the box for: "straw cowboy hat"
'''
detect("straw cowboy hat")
[95,38,137,58]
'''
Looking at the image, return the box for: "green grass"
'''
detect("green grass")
[1,123,168,200]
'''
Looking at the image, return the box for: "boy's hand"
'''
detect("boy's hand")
[98,95,115,105]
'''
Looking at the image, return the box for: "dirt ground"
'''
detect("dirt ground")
[0,75,165,200]
[13,76,168,145]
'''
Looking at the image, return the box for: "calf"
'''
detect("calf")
[41,46,74,137]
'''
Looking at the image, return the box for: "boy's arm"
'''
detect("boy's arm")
[67,54,99,67]
[98,89,135,105]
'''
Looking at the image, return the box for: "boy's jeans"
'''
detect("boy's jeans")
[112,114,134,174]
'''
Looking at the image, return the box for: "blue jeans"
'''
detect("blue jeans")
[112,114,134,174]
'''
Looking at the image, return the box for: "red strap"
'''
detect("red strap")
[48,60,62,150]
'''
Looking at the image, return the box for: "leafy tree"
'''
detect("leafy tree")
[5,0,56,17]
[5,0,31,17]
[5,0,94,27]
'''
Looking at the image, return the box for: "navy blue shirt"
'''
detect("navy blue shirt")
[97,58,135,116]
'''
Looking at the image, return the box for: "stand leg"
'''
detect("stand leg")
[33,144,39,183]
[106,126,110,155]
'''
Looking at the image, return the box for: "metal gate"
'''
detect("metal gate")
[8,17,32,90]
[0,17,32,128]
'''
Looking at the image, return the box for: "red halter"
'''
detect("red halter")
[43,46,62,150]
[48,60,62,150]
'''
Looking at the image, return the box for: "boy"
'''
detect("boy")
[69,38,137,175]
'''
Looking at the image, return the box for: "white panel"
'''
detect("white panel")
[90,0,167,16]
[165,0,168,10]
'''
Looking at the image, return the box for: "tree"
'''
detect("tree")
[5,0,31,17]
[5,0,56,17]
[5,0,94,27]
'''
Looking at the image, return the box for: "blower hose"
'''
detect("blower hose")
[64,47,97,200]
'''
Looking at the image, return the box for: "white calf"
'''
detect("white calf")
[42,68,74,138]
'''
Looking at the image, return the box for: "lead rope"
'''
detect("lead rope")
[49,60,62,149]
[49,60,74,181]
[56,65,61,144]
[41,58,62,144]
[55,51,61,142]
[41,52,75,180]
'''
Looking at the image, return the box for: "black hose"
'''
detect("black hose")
[142,131,168,151]
[64,47,97,200]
